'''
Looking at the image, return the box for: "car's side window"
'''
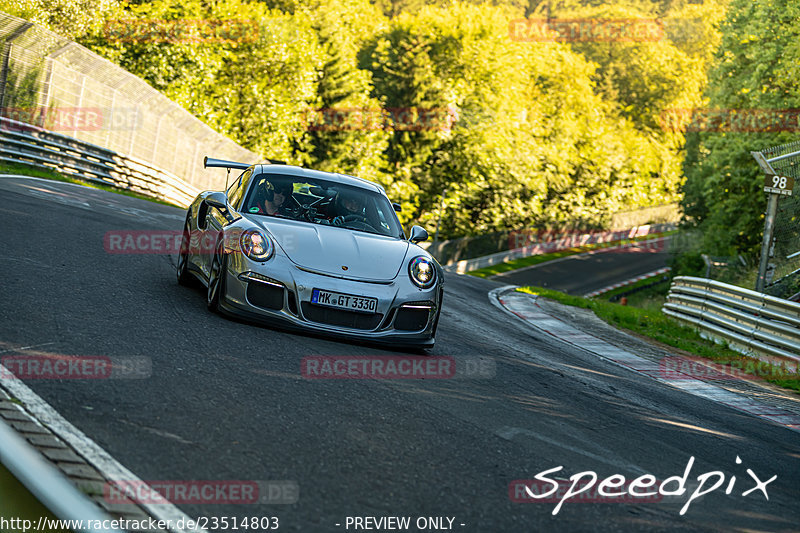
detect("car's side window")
[228,169,252,210]
[227,170,244,198]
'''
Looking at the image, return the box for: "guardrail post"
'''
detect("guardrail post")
[756,194,779,292]
[752,146,800,294]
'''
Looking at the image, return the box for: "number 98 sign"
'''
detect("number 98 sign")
[764,173,795,196]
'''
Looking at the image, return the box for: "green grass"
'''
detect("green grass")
[598,272,671,301]
[517,286,800,394]
[468,230,677,278]
[1,463,68,533]
[614,282,670,311]
[597,273,672,311]
[0,161,180,208]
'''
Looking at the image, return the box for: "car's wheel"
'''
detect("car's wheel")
[177,217,196,286]
[207,242,227,312]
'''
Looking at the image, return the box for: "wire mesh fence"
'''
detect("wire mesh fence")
[762,139,800,299]
[0,11,258,192]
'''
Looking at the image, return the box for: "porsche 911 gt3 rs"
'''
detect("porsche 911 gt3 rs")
[177,157,444,349]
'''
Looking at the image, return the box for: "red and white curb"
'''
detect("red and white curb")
[583,267,672,298]
[489,286,800,434]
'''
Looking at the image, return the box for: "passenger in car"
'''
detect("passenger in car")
[332,189,367,226]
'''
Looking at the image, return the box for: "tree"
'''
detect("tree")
[680,0,800,261]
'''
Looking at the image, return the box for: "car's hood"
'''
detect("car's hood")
[251,217,409,281]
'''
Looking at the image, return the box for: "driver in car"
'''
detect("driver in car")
[255,180,293,216]
[332,190,367,226]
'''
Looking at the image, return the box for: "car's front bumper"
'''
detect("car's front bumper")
[217,253,440,347]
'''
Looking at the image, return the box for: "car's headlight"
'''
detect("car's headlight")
[240,229,273,261]
[408,256,436,289]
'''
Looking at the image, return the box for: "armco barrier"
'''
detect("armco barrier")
[0,11,259,192]
[0,116,199,207]
[0,418,124,533]
[663,276,800,364]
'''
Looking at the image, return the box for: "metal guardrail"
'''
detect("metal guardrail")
[0,11,259,192]
[0,116,199,207]
[663,276,800,364]
[0,418,124,533]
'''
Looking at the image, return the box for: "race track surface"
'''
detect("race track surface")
[1,176,798,532]
[492,247,669,295]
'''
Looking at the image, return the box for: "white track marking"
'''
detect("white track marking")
[0,362,207,533]
[496,426,649,475]
[489,286,800,434]
[583,267,672,298]
[0,342,57,355]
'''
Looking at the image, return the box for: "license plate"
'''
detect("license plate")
[311,289,377,313]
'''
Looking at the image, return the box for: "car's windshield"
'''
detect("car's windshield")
[241,173,404,239]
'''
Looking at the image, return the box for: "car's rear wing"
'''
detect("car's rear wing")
[204,156,250,170]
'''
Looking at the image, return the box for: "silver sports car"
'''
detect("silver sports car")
[176,157,443,349]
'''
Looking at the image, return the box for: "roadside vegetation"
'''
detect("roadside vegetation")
[2,0,794,287]
[0,0,727,238]
[517,285,800,394]
[0,161,179,207]
[675,0,800,278]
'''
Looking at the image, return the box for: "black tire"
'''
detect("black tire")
[207,242,227,313]
[177,217,197,286]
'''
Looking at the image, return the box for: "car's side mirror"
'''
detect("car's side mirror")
[409,225,429,243]
[392,202,402,212]
[205,191,229,210]
[205,191,237,222]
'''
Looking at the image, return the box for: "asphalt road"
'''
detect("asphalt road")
[492,246,670,295]
[1,176,799,532]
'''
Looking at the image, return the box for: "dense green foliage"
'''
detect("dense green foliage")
[679,0,800,267]
[2,0,729,237]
